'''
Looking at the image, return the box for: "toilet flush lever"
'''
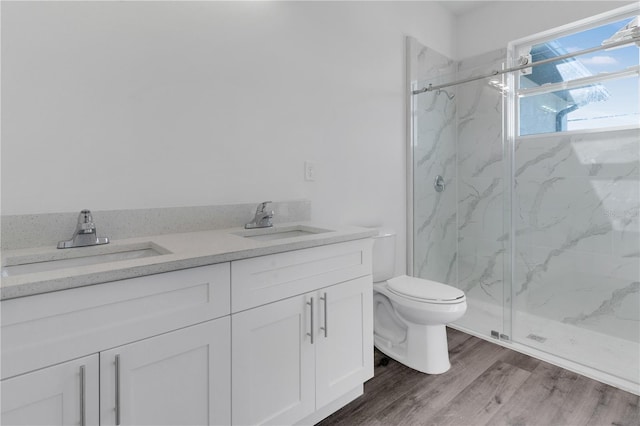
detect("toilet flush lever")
[434,175,445,193]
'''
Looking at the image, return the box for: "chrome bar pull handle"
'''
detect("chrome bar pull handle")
[79,365,86,426]
[115,355,121,425]
[307,298,314,344]
[320,293,328,338]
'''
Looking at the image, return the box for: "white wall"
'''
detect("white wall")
[6,1,628,276]
[1,1,455,274]
[454,1,635,59]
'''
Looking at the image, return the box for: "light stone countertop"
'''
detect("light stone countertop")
[1,222,377,300]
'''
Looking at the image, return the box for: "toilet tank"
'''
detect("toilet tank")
[372,230,396,283]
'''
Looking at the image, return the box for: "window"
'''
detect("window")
[517,15,639,136]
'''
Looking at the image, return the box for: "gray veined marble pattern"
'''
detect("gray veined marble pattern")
[416,103,456,165]
[457,54,505,181]
[458,244,505,297]
[513,126,639,347]
[458,177,502,241]
[563,281,640,326]
[515,128,639,179]
[412,40,456,84]
[452,49,509,335]
[515,180,615,254]
[513,244,639,341]
[515,222,614,296]
[515,177,567,236]
[457,176,504,296]
[409,37,458,286]
[514,137,573,178]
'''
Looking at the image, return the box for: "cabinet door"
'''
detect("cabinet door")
[1,354,99,426]
[2,263,230,381]
[100,318,230,426]
[232,295,315,425]
[315,276,374,408]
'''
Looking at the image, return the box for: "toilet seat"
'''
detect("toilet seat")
[387,275,465,304]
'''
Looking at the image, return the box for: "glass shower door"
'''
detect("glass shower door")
[407,37,459,294]
[452,53,511,342]
[509,14,640,387]
[408,35,512,343]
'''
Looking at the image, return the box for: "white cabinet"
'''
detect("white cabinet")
[232,277,373,426]
[1,238,373,426]
[315,277,373,408]
[2,264,230,380]
[1,319,229,426]
[231,239,373,426]
[1,355,99,426]
[100,317,230,426]
[1,264,231,426]
[232,294,316,425]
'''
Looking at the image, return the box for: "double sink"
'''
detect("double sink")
[1,225,332,277]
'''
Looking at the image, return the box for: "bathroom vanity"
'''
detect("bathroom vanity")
[0,223,375,425]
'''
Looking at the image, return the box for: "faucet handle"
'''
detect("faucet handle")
[77,209,96,233]
[78,209,92,222]
[245,202,274,229]
[256,201,272,214]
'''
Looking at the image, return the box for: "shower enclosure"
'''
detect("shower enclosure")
[407,5,639,394]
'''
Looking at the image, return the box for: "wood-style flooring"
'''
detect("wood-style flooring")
[318,328,640,426]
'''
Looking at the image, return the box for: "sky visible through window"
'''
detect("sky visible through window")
[552,17,639,130]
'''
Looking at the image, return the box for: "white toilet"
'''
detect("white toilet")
[372,230,467,374]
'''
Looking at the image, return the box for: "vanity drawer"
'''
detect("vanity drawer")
[1,263,230,379]
[231,239,372,312]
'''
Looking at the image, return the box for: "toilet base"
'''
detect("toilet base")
[374,323,451,374]
[407,323,451,374]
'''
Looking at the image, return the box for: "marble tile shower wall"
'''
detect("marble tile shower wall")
[408,37,458,285]
[411,36,639,348]
[513,127,640,342]
[456,49,507,326]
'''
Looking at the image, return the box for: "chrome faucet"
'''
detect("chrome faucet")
[57,209,110,249]
[245,201,274,229]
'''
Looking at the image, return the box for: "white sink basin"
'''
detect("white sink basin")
[2,242,170,277]
[233,225,332,241]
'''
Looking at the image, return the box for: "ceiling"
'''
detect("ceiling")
[437,1,494,16]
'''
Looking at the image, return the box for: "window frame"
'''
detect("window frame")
[507,4,640,139]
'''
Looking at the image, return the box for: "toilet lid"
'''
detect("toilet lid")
[387,275,465,303]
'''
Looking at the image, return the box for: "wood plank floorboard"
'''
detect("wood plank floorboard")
[375,341,507,426]
[427,361,531,426]
[320,332,479,426]
[487,362,585,425]
[317,328,640,426]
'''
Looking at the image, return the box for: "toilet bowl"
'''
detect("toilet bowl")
[372,231,467,374]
